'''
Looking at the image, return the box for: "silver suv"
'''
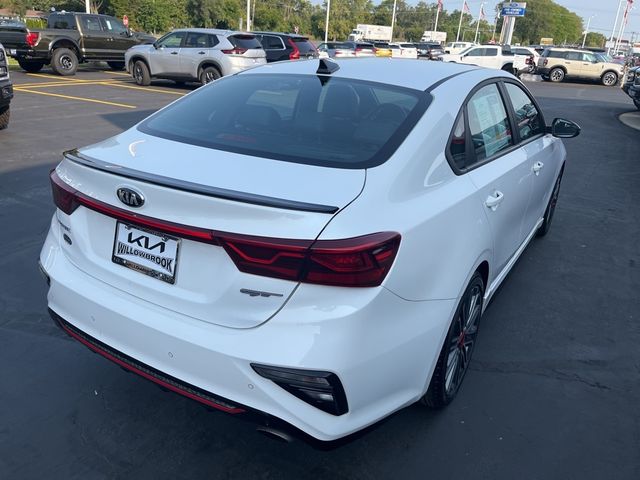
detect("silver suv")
[125,29,266,86]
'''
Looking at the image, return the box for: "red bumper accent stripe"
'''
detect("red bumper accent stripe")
[56,316,245,414]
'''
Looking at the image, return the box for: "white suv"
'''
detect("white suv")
[125,29,266,86]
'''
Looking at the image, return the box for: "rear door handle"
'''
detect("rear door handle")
[485,191,504,211]
[532,161,544,175]
[171,51,178,55]
[198,51,206,55]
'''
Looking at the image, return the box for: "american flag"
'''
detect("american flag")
[479,4,485,19]
[438,0,443,12]
[463,1,470,14]
[623,0,633,25]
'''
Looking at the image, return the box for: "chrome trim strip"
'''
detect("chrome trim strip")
[64,150,339,214]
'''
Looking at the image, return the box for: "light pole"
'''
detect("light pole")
[582,15,595,48]
[456,0,466,42]
[246,0,251,31]
[85,0,91,13]
[391,0,398,41]
[324,0,330,43]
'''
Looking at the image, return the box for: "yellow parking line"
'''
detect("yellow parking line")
[102,71,132,77]
[17,80,104,88]
[99,81,186,96]
[26,73,86,82]
[14,87,136,109]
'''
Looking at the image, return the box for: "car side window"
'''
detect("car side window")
[448,112,467,169]
[184,32,210,48]
[262,35,284,50]
[466,84,513,164]
[100,17,127,35]
[50,14,76,30]
[582,52,597,63]
[486,48,498,57]
[157,32,185,48]
[80,16,103,32]
[209,35,219,47]
[467,48,484,56]
[504,83,544,141]
[565,52,582,61]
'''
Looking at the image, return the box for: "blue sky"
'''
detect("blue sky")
[456,1,640,41]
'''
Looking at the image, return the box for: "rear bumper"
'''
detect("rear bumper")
[537,67,550,76]
[40,215,457,442]
[12,49,49,61]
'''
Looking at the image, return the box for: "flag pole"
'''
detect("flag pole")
[457,0,466,41]
[324,0,330,42]
[434,3,441,32]
[474,2,485,44]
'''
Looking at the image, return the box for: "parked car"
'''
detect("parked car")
[622,65,640,109]
[537,48,624,86]
[252,32,318,62]
[512,46,540,71]
[0,19,28,55]
[414,42,444,60]
[0,43,13,129]
[442,45,529,75]
[340,41,376,57]
[373,42,393,57]
[316,42,354,59]
[5,12,155,75]
[390,42,418,59]
[444,41,476,54]
[41,58,580,444]
[125,29,266,86]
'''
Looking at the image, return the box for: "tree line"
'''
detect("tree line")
[1,0,607,47]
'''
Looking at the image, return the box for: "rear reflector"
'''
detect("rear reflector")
[50,170,400,287]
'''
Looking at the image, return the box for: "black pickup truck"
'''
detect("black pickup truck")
[0,42,13,129]
[0,12,155,76]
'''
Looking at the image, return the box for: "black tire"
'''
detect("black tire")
[50,48,78,76]
[200,66,221,85]
[634,99,640,110]
[601,71,618,87]
[0,106,9,130]
[132,60,151,86]
[421,272,485,408]
[107,61,125,71]
[17,60,45,73]
[537,169,564,237]
[549,67,565,83]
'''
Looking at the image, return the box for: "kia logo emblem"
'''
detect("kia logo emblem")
[116,187,145,208]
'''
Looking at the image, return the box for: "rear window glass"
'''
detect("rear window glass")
[49,14,76,30]
[292,38,316,54]
[229,35,262,49]
[139,74,429,169]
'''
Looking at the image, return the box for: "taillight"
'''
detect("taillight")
[222,47,248,55]
[220,231,400,287]
[50,170,400,287]
[544,58,548,66]
[526,55,533,65]
[26,31,40,48]
[287,39,300,60]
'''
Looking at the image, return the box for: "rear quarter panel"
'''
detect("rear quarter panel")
[318,70,500,302]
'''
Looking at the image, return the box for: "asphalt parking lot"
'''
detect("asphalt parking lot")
[1,66,639,479]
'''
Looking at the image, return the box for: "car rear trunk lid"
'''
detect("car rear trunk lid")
[54,130,365,329]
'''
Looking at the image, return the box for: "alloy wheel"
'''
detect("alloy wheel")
[60,54,74,71]
[444,284,482,396]
[550,69,564,82]
[603,72,617,86]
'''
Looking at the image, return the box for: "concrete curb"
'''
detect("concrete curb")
[619,111,640,131]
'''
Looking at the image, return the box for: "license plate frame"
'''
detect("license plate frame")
[112,222,180,284]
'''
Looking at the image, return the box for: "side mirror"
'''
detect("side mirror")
[548,118,581,138]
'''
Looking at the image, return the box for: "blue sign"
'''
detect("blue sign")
[502,2,526,17]
[502,7,526,16]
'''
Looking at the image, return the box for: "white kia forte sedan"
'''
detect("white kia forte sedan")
[40,58,580,444]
